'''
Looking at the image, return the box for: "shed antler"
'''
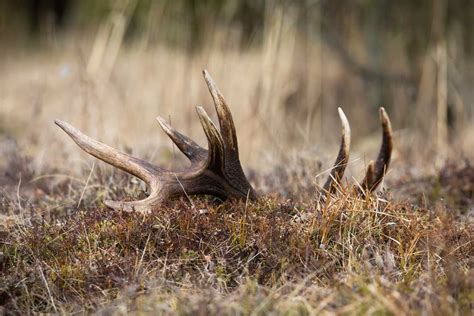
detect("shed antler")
[55,70,257,213]
[322,107,393,197]
[55,70,393,213]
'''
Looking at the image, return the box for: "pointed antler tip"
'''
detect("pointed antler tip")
[379,108,392,129]
[196,106,216,128]
[337,107,347,121]
[337,108,351,138]
[54,119,65,127]
[104,200,115,208]
[203,70,218,90]
[54,119,75,135]
[156,116,171,131]
[337,107,342,115]
[156,116,167,126]
[195,105,205,114]
[203,69,212,81]
[196,106,218,130]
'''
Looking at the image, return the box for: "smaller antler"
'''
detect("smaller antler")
[322,107,393,197]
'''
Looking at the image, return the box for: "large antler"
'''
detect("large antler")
[322,107,393,197]
[55,70,257,213]
[56,70,393,212]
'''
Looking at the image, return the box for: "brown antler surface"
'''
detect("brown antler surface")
[322,107,351,195]
[55,70,257,213]
[359,107,393,192]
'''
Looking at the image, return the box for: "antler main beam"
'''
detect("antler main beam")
[56,70,393,213]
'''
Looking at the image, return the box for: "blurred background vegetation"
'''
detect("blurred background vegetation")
[0,0,472,173]
[1,1,473,53]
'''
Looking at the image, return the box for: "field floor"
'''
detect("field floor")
[0,139,472,315]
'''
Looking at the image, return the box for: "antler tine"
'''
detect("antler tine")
[360,107,393,192]
[55,120,159,184]
[104,190,163,214]
[202,70,239,157]
[322,108,351,196]
[195,106,226,172]
[157,116,207,164]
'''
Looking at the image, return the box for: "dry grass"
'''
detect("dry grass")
[1,188,473,314]
[0,145,473,314]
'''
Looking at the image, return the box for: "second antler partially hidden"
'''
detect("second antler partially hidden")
[322,106,393,198]
[56,70,392,213]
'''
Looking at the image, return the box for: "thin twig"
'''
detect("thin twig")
[175,174,195,209]
[77,162,95,208]
[16,173,22,213]
[135,233,151,278]
[37,263,57,312]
